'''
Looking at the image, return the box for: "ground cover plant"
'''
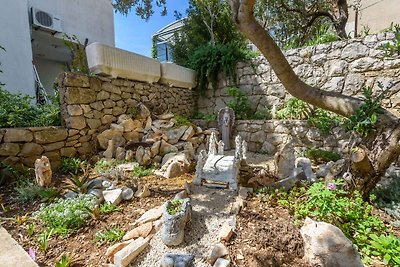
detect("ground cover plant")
[304,148,342,164]
[94,227,125,245]
[166,199,184,215]
[258,180,400,266]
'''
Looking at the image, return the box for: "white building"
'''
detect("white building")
[0,0,115,98]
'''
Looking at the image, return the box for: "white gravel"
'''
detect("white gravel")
[131,186,236,266]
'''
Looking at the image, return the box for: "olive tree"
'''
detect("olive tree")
[113,0,400,197]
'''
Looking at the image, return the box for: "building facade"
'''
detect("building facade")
[0,0,115,98]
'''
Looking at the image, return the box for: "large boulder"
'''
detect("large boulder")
[155,152,191,178]
[97,128,124,150]
[300,217,363,267]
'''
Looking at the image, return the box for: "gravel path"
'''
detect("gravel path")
[131,186,236,266]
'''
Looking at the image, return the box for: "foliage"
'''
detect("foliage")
[344,86,386,137]
[368,234,400,265]
[55,254,73,267]
[38,229,53,252]
[373,175,400,227]
[64,164,91,194]
[227,87,252,120]
[263,180,400,265]
[33,195,97,235]
[27,224,35,237]
[99,202,122,215]
[173,115,191,127]
[381,23,400,56]
[276,98,343,134]
[0,162,18,185]
[151,36,158,59]
[285,23,337,49]
[0,86,60,128]
[62,34,89,74]
[304,148,341,164]
[191,111,217,122]
[94,159,121,174]
[132,165,155,177]
[14,180,58,203]
[171,0,247,66]
[187,43,253,95]
[94,227,125,245]
[167,199,183,215]
[59,157,84,175]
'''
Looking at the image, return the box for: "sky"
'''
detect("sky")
[114,1,189,57]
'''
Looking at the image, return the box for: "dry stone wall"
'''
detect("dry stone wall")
[0,72,195,168]
[197,32,400,117]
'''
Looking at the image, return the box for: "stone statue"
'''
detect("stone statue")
[242,140,248,160]
[217,140,225,155]
[208,132,217,155]
[193,150,207,185]
[35,156,52,187]
[234,135,243,160]
[218,107,235,150]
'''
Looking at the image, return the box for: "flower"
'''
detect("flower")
[327,182,336,190]
[28,248,36,261]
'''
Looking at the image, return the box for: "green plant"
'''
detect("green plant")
[381,23,400,56]
[367,234,400,266]
[167,199,184,215]
[373,175,400,227]
[0,162,18,185]
[94,227,125,245]
[38,229,53,252]
[128,106,139,118]
[174,115,191,127]
[0,86,60,128]
[191,112,217,122]
[276,98,312,120]
[55,254,73,267]
[63,34,89,74]
[95,159,122,174]
[33,195,97,236]
[27,224,35,237]
[132,165,155,178]
[266,180,400,265]
[99,202,122,215]
[188,43,253,95]
[227,87,252,120]
[304,148,341,163]
[59,157,83,174]
[64,164,91,194]
[14,180,58,203]
[344,86,386,137]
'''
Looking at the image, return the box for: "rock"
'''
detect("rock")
[116,162,140,172]
[156,152,191,179]
[218,218,235,242]
[88,188,104,202]
[135,146,145,164]
[230,197,244,215]
[150,141,161,157]
[133,207,163,226]
[64,191,78,199]
[88,178,109,190]
[136,103,151,119]
[123,222,153,240]
[238,186,253,199]
[301,217,363,267]
[34,128,68,144]
[115,147,126,161]
[152,120,174,130]
[274,169,307,190]
[19,143,44,157]
[213,258,230,267]
[106,240,132,263]
[120,119,142,132]
[3,129,33,143]
[166,126,188,144]
[295,157,316,182]
[97,128,124,150]
[0,143,20,156]
[161,198,191,246]
[114,236,149,267]
[160,140,179,156]
[174,190,189,200]
[160,253,194,267]
[134,185,151,198]
[181,126,195,141]
[275,145,296,179]
[209,243,229,265]
[121,187,134,200]
[103,188,123,205]
[125,150,134,161]
[144,116,152,132]
[156,113,175,120]
[34,156,52,187]
[104,140,115,159]
[123,131,140,143]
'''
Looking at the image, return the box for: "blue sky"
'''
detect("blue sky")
[114,1,189,57]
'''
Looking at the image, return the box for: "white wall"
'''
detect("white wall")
[0,1,36,96]
[34,58,64,96]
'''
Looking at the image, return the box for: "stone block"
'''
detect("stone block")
[63,72,90,87]
[86,43,161,83]
[0,143,20,156]
[19,143,44,156]
[60,147,77,157]
[159,62,197,89]
[66,116,87,130]
[3,129,33,143]
[64,87,96,104]
[114,237,149,267]
[43,141,65,152]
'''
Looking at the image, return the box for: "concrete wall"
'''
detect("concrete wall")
[347,0,400,35]
[198,32,400,117]
[0,1,36,96]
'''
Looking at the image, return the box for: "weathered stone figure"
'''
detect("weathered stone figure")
[208,132,218,155]
[193,150,207,185]
[217,140,225,155]
[35,156,52,187]
[218,107,235,150]
[234,135,243,160]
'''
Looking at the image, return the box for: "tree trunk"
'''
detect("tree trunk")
[333,0,349,39]
[228,0,400,197]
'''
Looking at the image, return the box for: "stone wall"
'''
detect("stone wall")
[197,32,400,117]
[0,72,195,168]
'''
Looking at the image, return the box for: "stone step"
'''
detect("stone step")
[0,226,38,267]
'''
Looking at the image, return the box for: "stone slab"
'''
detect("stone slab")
[0,226,39,267]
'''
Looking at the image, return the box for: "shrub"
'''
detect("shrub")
[0,86,60,128]
[14,180,58,203]
[33,195,97,235]
[59,157,83,174]
[227,87,252,120]
[304,148,341,163]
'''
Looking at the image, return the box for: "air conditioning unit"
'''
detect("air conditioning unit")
[31,7,62,33]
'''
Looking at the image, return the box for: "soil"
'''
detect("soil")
[229,198,310,267]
